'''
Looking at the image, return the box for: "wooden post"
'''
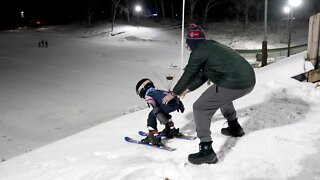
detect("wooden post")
[307,13,320,68]
[261,0,268,67]
[261,41,268,67]
[307,13,320,82]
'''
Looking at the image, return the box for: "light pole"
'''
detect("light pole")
[20,11,25,27]
[135,5,142,28]
[283,6,291,57]
[289,0,302,7]
[286,0,302,57]
[181,0,185,75]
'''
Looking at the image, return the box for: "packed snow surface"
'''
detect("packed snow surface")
[0,21,319,180]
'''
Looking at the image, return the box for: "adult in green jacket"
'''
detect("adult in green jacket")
[162,24,256,165]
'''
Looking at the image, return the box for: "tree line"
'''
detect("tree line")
[85,0,320,30]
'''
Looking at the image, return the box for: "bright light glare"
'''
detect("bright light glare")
[289,0,302,7]
[135,5,142,12]
[283,6,290,13]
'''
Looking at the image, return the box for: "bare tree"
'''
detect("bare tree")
[202,0,218,25]
[160,0,165,18]
[119,0,130,23]
[124,0,130,22]
[170,0,175,22]
[244,0,256,28]
[253,0,263,21]
[118,1,130,23]
[232,0,253,29]
[87,0,99,27]
[245,0,249,28]
[187,0,199,21]
[230,0,242,22]
[153,0,160,16]
[306,0,320,18]
[111,0,121,32]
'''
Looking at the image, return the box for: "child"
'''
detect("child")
[136,78,185,146]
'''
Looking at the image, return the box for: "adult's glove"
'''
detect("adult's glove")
[177,101,185,113]
[180,89,190,98]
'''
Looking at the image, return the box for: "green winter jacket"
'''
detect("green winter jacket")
[173,40,256,95]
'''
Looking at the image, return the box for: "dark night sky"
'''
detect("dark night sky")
[0,0,87,27]
[0,0,319,29]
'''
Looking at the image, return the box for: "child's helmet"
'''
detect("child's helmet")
[136,78,155,98]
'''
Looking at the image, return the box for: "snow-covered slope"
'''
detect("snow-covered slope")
[1,21,319,180]
[1,48,320,179]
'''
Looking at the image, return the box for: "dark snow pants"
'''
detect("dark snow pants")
[193,84,254,142]
[147,99,179,131]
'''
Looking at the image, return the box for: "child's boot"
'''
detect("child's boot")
[188,141,218,164]
[221,118,245,137]
[159,121,183,138]
[141,130,163,146]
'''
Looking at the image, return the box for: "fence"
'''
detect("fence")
[235,44,307,61]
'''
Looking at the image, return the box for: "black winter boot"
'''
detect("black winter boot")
[221,118,245,137]
[141,134,164,146]
[188,141,218,164]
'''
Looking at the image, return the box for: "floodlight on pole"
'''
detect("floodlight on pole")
[135,5,142,28]
[135,5,141,12]
[283,6,291,56]
[288,0,302,7]
[283,6,290,14]
[285,0,301,57]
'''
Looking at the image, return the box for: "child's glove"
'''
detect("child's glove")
[145,96,156,107]
[162,92,175,105]
[177,101,185,113]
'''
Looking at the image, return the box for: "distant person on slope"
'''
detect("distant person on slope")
[135,78,185,146]
[162,24,256,164]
